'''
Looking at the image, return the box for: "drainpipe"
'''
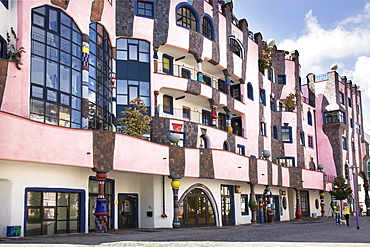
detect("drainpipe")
[161,175,167,218]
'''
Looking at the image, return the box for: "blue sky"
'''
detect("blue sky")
[233,0,370,134]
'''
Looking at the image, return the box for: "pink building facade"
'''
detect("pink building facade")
[0,0,368,237]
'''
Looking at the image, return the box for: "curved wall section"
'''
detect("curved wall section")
[0,112,93,167]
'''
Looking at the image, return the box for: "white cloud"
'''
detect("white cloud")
[276,5,370,134]
[352,56,370,98]
[277,8,370,77]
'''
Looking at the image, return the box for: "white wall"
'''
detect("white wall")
[0,160,95,237]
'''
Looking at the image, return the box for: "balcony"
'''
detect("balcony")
[156,61,242,102]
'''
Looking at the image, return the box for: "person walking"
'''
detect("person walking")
[344,203,350,227]
[333,201,341,225]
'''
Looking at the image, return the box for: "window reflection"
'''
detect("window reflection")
[30,5,82,129]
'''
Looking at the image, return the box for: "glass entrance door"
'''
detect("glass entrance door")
[300,190,310,217]
[118,194,138,228]
[179,189,215,227]
[221,185,234,226]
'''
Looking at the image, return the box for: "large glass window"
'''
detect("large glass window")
[26,189,82,236]
[30,6,82,128]
[324,110,345,124]
[116,38,150,122]
[88,23,113,130]
[177,6,197,31]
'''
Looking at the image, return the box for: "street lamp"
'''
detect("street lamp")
[351,166,360,229]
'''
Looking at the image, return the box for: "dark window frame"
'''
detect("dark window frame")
[307,111,313,126]
[229,37,244,59]
[136,0,154,18]
[202,15,214,40]
[1,0,8,9]
[247,82,254,100]
[339,92,345,105]
[30,5,83,129]
[0,35,6,59]
[202,109,211,126]
[181,68,191,79]
[163,94,173,115]
[277,74,286,84]
[308,135,314,148]
[259,88,266,105]
[342,136,347,150]
[273,125,278,139]
[276,157,296,167]
[324,110,345,124]
[260,122,267,136]
[182,106,190,120]
[176,4,199,31]
[300,131,305,146]
[162,54,173,75]
[237,144,245,156]
[281,124,292,143]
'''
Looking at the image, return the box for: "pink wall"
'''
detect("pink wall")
[213,150,249,182]
[281,167,290,187]
[315,93,337,177]
[1,63,29,117]
[302,169,324,190]
[257,159,268,185]
[272,163,279,185]
[184,149,199,177]
[0,112,93,167]
[114,134,169,175]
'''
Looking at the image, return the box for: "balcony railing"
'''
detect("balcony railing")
[156,61,243,102]
[158,104,202,124]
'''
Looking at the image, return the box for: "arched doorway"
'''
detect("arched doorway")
[179,186,218,227]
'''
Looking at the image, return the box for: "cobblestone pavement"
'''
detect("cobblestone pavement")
[1,216,370,247]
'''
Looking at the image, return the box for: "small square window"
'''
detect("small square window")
[182,106,190,120]
[181,68,190,79]
[237,144,245,156]
[308,135,314,148]
[203,75,212,86]
[278,75,286,84]
[136,1,153,18]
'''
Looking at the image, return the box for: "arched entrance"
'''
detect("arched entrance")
[178,184,219,227]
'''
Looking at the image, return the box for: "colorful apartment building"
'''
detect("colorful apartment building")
[0,0,368,237]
